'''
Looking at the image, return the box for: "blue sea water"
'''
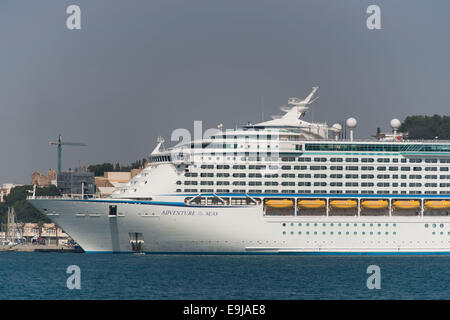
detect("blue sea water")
[0,252,449,300]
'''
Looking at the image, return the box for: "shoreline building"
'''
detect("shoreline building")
[22,222,70,245]
[57,167,95,197]
[95,169,144,197]
[31,169,57,187]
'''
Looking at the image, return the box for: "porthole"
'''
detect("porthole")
[440,224,444,228]
[425,224,429,228]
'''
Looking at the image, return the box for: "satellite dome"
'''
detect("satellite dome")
[346,117,357,128]
[390,118,401,129]
[332,123,342,132]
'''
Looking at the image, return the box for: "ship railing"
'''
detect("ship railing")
[184,194,262,206]
[318,138,450,143]
[164,138,450,146]
[27,195,101,200]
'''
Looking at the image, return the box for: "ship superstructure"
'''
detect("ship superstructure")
[28,87,450,254]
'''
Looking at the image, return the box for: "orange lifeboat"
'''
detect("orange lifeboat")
[361,200,388,210]
[393,200,420,210]
[424,200,450,210]
[265,199,294,209]
[298,199,326,209]
[329,200,357,209]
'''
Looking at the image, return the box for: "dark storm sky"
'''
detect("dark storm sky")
[1,0,449,184]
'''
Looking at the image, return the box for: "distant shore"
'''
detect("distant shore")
[0,244,83,253]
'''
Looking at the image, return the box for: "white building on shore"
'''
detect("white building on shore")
[21,223,71,245]
[0,183,23,202]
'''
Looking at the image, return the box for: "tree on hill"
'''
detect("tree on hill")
[88,158,148,176]
[399,115,450,140]
[87,163,114,176]
[0,185,61,226]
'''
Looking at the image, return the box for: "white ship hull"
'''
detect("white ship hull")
[29,195,450,254]
[27,87,450,255]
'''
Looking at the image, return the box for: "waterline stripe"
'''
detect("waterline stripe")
[84,251,450,256]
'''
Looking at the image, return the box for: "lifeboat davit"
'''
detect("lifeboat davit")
[361,200,388,210]
[424,200,450,210]
[330,200,357,209]
[298,199,326,209]
[265,199,294,209]
[393,200,420,210]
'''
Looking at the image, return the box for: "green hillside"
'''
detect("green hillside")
[399,115,450,139]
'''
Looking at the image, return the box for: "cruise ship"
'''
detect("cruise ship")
[28,87,450,254]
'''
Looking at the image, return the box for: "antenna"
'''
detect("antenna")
[346,117,357,141]
[332,123,343,141]
[390,118,401,135]
[261,96,264,121]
